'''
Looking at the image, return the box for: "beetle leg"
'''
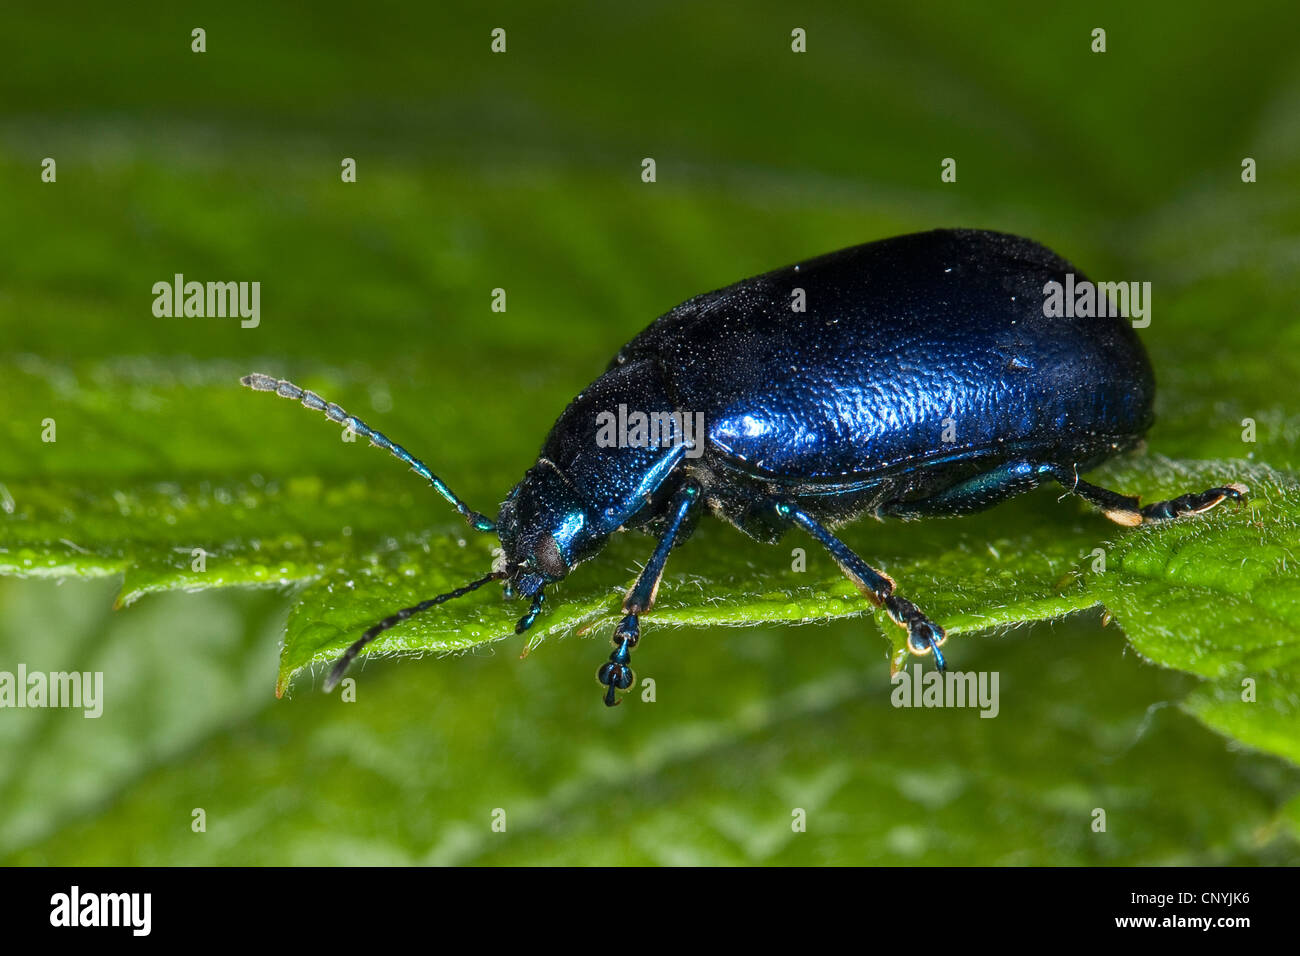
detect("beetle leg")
[598,480,702,706]
[778,502,947,670]
[514,589,546,634]
[879,460,1052,518]
[1048,466,1248,526]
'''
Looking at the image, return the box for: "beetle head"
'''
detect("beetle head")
[495,461,605,595]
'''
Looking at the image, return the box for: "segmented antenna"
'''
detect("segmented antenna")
[322,571,506,691]
[241,373,496,532]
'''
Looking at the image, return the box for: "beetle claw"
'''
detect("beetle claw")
[909,624,947,672]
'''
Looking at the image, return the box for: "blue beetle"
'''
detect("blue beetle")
[244,228,1245,705]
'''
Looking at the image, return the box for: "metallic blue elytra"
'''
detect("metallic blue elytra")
[243,228,1247,706]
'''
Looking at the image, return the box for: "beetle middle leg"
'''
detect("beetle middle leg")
[597,480,702,706]
[776,501,947,670]
[1046,466,1247,527]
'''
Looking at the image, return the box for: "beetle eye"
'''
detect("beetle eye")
[534,533,568,579]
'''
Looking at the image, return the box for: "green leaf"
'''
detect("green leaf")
[4,578,1298,865]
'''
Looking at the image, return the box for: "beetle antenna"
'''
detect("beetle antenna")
[322,570,506,692]
[241,373,496,532]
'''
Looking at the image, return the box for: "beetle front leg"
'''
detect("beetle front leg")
[598,480,701,706]
[1048,466,1247,527]
[777,501,948,670]
[514,589,546,634]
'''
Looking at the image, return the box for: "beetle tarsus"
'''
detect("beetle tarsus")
[1138,482,1248,522]
[514,590,546,634]
[887,596,947,669]
[1050,468,1249,527]
[597,618,639,706]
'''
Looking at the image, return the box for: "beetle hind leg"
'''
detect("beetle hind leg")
[879,460,1052,519]
[778,502,948,670]
[1048,466,1247,526]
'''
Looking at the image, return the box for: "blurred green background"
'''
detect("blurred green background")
[2,1,1299,864]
